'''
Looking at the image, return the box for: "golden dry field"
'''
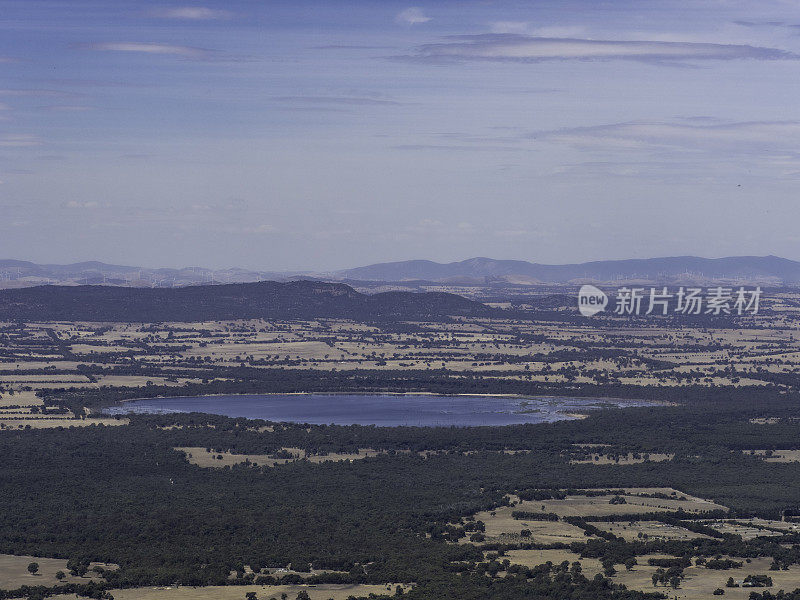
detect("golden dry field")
[0,390,126,429]
[0,554,114,589]
[497,510,800,600]
[587,520,712,541]
[520,490,726,518]
[462,506,592,545]
[569,452,674,465]
[177,446,384,468]
[51,583,404,600]
[747,449,800,462]
[502,543,800,599]
[614,556,800,600]
[502,548,604,575]
[462,488,728,547]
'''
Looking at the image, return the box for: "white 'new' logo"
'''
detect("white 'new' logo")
[578,285,608,316]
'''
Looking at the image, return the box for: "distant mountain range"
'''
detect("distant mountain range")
[337,256,800,285]
[0,281,490,322]
[1,255,799,288]
[0,259,295,289]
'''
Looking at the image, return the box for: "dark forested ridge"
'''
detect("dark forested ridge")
[0,281,491,322]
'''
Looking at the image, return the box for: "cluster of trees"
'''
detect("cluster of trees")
[510,512,559,521]
[748,590,800,600]
[0,581,113,600]
[727,575,774,588]
[706,559,743,570]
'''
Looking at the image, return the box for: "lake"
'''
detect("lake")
[107,394,656,427]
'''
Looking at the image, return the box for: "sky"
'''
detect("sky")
[2,0,800,271]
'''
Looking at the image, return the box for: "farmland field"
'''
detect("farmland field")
[4,294,800,600]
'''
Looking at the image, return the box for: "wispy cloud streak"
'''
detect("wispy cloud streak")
[404,34,799,64]
[81,42,207,58]
[149,7,231,20]
[537,120,800,154]
[272,96,402,106]
[396,7,430,25]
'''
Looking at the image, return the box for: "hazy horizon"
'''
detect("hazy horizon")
[3,0,800,270]
[1,252,798,274]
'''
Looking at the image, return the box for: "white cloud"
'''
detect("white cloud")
[85,42,205,58]
[396,7,431,25]
[150,7,231,20]
[411,34,799,63]
[489,22,587,37]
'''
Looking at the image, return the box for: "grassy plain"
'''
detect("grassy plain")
[177,446,384,468]
[528,491,726,518]
[569,452,674,465]
[0,554,113,588]
[748,449,800,462]
[51,583,403,600]
[587,520,711,541]
[464,488,727,546]
[0,390,125,428]
[615,556,800,600]
[464,507,591,544]
[502,549,603,576]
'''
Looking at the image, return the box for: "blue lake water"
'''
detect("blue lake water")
[107,394,656,427]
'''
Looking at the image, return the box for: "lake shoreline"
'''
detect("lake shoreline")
[106,393,663,427]
[115,391,660,405]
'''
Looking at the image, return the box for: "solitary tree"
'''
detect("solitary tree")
[27,562,39,575]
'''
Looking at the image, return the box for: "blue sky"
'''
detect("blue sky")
[2,0,800,270]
